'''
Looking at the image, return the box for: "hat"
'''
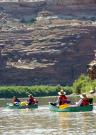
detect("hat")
[28,94,33,97]
[89,90,95,94]
[58,90,66,96]
[80,93,87,99]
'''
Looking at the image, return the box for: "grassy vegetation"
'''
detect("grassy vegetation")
[72,74,96,94]
[0,74,96,98]
[0,85,72,98]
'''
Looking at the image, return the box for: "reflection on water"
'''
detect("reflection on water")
[58,112,96,135]
[0,98,96,135]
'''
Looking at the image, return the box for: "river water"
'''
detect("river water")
[0,97,96,135]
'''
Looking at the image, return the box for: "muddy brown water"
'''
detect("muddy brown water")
[0,97,96,135]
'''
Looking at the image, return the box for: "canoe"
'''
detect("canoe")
[6,103,38,109]
[49,103,93,112]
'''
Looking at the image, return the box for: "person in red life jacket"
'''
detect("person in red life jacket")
[12,96,20,105]
[27,94,38,105]
[57,89,71,106]
[76,93,89,106]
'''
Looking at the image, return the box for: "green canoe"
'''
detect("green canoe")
[6,103,38,109]
[49,103,93,112]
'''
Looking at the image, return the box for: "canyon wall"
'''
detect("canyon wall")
[0,1,96,85]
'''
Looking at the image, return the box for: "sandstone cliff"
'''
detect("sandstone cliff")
[0,1,96,85]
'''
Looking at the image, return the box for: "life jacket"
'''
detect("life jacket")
[59,95,68,105]
[28,97,35,105]
[81,98,89,106]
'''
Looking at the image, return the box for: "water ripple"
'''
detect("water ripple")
[0,106,96,135]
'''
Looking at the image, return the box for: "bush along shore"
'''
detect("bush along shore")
[0,75,96,98]
[72,75,96,94]
[0,85,72,98]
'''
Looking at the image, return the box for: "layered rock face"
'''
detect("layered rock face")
[0,1,96,85]
[47,0,95,4]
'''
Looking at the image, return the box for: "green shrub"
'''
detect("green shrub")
[0,85,72,98]
[72,74,96,94]
[0,74,95,98]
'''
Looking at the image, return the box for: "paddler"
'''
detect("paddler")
[12,96,20,105]
[27,94,38,105]
[50,89,70,106]
[76,93,89,106]
[57,89,71,105]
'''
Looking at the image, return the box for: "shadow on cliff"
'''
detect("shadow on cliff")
[0,60,76,86]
